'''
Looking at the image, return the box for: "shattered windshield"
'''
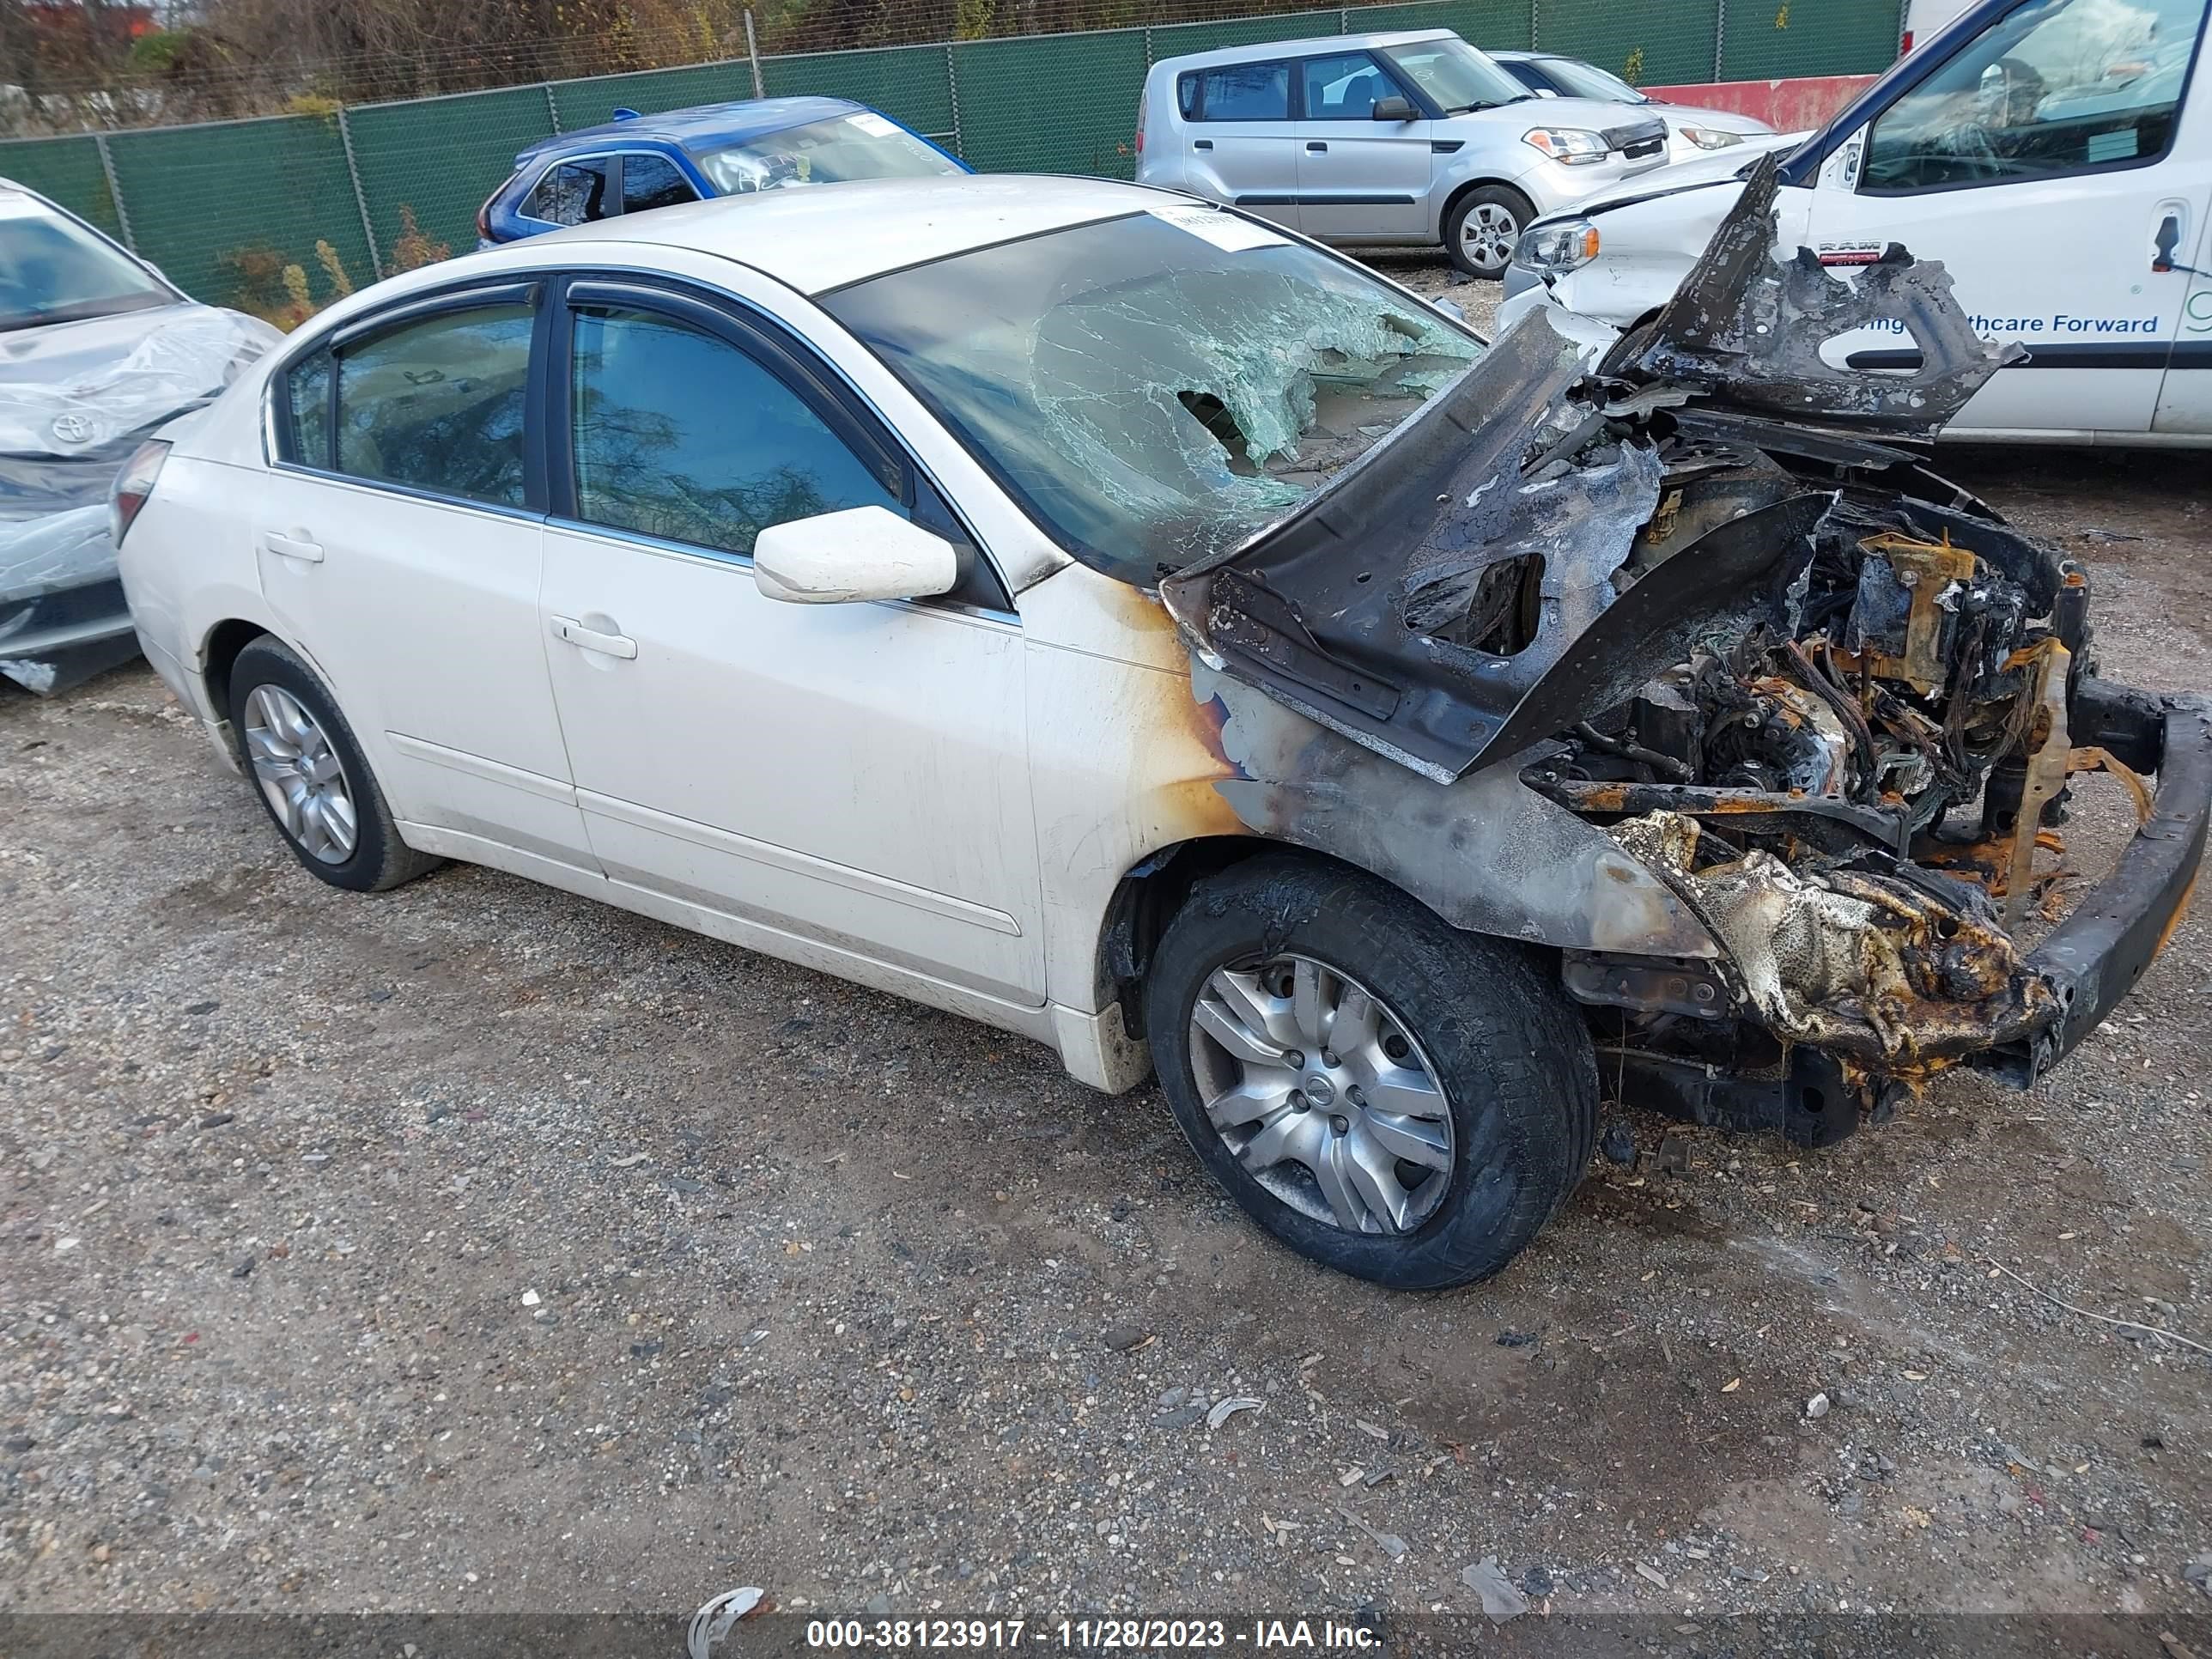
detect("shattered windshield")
[696,112,963,194]
[0,197,173,333]
[821,208,1483,581]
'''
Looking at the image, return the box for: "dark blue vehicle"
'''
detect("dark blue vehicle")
[476,95,969,246]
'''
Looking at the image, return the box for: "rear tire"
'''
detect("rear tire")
[1444,184,1534,280]
[1146,855,1596,1289]
[226,635,441,894]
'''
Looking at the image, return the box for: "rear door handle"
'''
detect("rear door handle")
[550,616,638,659]
[1306,140,1328,152]
[260,530,324,563]
[1193,138,1213,150]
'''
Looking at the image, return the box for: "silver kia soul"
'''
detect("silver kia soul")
[1133,28,1672,278]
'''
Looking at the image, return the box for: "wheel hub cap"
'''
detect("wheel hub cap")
[243,684,358,865]
[1188,954,1455,1237]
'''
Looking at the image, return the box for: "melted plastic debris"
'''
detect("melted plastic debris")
[1611,809,2055,1067]
[1026,271,1480,570]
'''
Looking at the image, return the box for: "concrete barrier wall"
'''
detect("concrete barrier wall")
[1640,73,1880,133]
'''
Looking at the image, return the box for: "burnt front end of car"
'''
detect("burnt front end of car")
[1161,158,2209,1144]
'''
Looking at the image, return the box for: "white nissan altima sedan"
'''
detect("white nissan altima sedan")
[113,174,2209,1289]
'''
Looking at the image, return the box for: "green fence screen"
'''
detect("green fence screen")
[0,0,1905,314]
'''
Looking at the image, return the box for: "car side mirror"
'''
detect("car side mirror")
[1371,95,1418,122]
[752,504,960,605]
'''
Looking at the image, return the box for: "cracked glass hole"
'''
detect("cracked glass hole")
[1177,389,1248,462]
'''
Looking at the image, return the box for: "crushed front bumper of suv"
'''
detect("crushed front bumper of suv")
[1156,155,2208,1143]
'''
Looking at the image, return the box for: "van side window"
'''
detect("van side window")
[1863,0,2209,192]
[1177,72,1200,118]
[1197,61,1291,121]
[1301,52,1400,118]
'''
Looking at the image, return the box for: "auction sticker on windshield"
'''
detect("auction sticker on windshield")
[1150,203,1288,253]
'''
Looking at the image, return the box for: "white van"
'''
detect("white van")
[1498,0,2212,444]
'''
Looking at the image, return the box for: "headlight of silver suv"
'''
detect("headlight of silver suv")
[1521,126,1609,166]
[1512,219,1601,273]
[1674,125,1747,149]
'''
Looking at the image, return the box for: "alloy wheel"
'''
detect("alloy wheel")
[1188,954,1455,1236]
[243,684,358,864]
[1460,202,1520,271]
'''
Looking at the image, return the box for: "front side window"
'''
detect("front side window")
[1377,37,1533,114]
[823,210,1482,582]
[622,153,697,213]
[1864,0,2209,191]
[335,305,532,507]
[1198,62,1291,121]
[0,196,173,332]
[568,306,899,556]
[522,157,615,225]
[1301,52,1401,118]
[696,113,962,195]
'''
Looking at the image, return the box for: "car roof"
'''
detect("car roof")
[514,95,861,166]
[1149,27,1454,74]
[514,173,1167,295]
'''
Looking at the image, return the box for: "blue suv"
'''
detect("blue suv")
[477,96,968,245]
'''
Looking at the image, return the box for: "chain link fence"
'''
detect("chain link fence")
[1,0,1904,318]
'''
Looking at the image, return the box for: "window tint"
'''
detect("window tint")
[1198,61,1291,121]
[1864,0,2209,191]
[622,153,696,212]
[335,305,532,507]
[285,352,331,466]
[523,157,615,225]
[568,306,899,556]
[1301,52,1399,118]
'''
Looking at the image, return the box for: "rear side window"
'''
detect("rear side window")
[334,305,533,507]
[523,157,615,225]
[284,352,331,467]
[568,306,900,556]
[1197,62,1291,121]
[1177,72,1200,117]
[622,153,696,212]
[1863,0,2210,191]
[1301,52,1399,118]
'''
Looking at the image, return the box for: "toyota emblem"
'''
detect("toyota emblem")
[50,412,98,446]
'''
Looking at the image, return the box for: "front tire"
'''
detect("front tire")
[1444,184,1534,280]
[1146,856,1596,1290]
[226,635,441,893]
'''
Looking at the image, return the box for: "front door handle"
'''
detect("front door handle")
[260,530,324,563]
[1305,140,1328,152]
[550,616,638,659]
[2154,210,2203,276]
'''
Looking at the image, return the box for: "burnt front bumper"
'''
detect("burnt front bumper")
[1976,681,2212,1087]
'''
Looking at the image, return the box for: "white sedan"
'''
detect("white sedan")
[114,176,2207,1288]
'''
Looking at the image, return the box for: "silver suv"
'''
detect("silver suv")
[1134,28,1671,277]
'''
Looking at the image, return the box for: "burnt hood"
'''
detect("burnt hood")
[1160,158,2021,785]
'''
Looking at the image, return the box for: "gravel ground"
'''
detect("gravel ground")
[3,264,2209,1638]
